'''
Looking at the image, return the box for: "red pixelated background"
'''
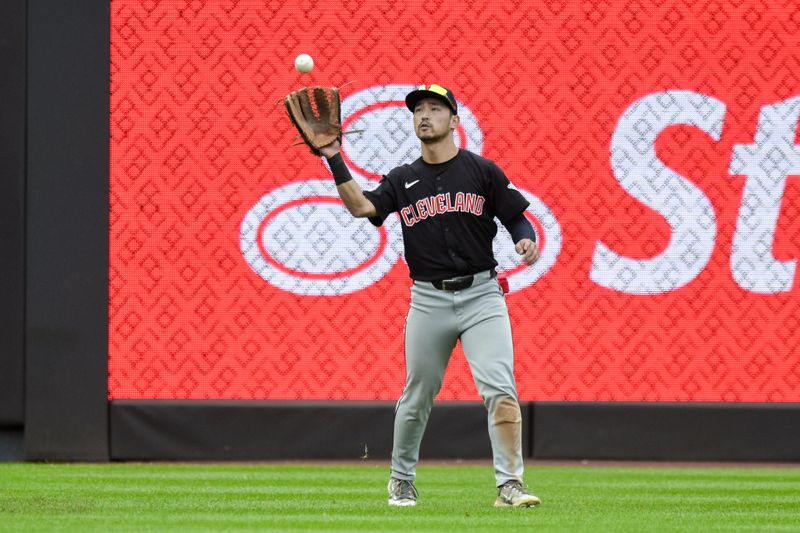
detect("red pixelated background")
[110,0,800,401]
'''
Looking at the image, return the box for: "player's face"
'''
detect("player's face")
[413,98,458,143]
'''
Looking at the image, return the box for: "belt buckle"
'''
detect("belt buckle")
[441,275,472,291]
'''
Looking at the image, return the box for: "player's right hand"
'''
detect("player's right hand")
[319,140,341,158]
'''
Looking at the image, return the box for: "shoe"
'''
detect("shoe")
[388,477,418,507]
[494,480,541,508]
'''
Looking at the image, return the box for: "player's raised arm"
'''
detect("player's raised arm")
[283,86,376,219]
[319,140,377,219]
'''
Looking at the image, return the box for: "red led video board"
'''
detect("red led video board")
[110,0,800,401]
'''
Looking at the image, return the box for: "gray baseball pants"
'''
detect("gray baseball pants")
[390,269,524,487]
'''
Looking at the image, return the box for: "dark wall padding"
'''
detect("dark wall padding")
[533,402,800,461]
[0,0,26,426]
[110,401,529,461]
[24,0,109,460]
[0,429,24,462]
[112,401,800,462]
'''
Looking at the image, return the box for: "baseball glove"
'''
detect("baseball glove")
[284,86,342,156]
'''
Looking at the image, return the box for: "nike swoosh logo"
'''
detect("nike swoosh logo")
[405,180,420,189]
[507,182,517,190]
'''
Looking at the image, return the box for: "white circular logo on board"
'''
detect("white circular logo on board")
[241,180,401,296]
[240,84,561,295]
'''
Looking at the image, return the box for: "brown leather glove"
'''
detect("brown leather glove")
[284,86,342,156]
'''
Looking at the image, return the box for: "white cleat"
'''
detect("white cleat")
[388,477,418,507]
[494,480,541,508]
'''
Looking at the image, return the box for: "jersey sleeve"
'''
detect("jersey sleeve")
[486,161,530,223]
[362,171,399,227]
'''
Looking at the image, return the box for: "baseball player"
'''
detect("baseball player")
[317,84,541,508]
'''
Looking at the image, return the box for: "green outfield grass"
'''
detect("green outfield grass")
[0,462,798,532]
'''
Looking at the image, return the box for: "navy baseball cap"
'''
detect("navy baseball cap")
[405,84,458,115]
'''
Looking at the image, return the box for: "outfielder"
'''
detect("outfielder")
[285,84,541,507]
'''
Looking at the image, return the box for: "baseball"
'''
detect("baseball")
[294,53,314,73]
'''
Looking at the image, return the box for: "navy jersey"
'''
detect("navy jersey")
[363,149,529,281]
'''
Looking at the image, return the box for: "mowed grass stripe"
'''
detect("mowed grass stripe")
[1,463,798,532]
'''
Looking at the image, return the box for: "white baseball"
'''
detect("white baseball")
[294,53,314,73]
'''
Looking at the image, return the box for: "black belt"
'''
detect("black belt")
[430,271,496,291]
[431,275,474,291]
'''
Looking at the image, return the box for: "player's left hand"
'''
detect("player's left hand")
[515,238,539,266]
